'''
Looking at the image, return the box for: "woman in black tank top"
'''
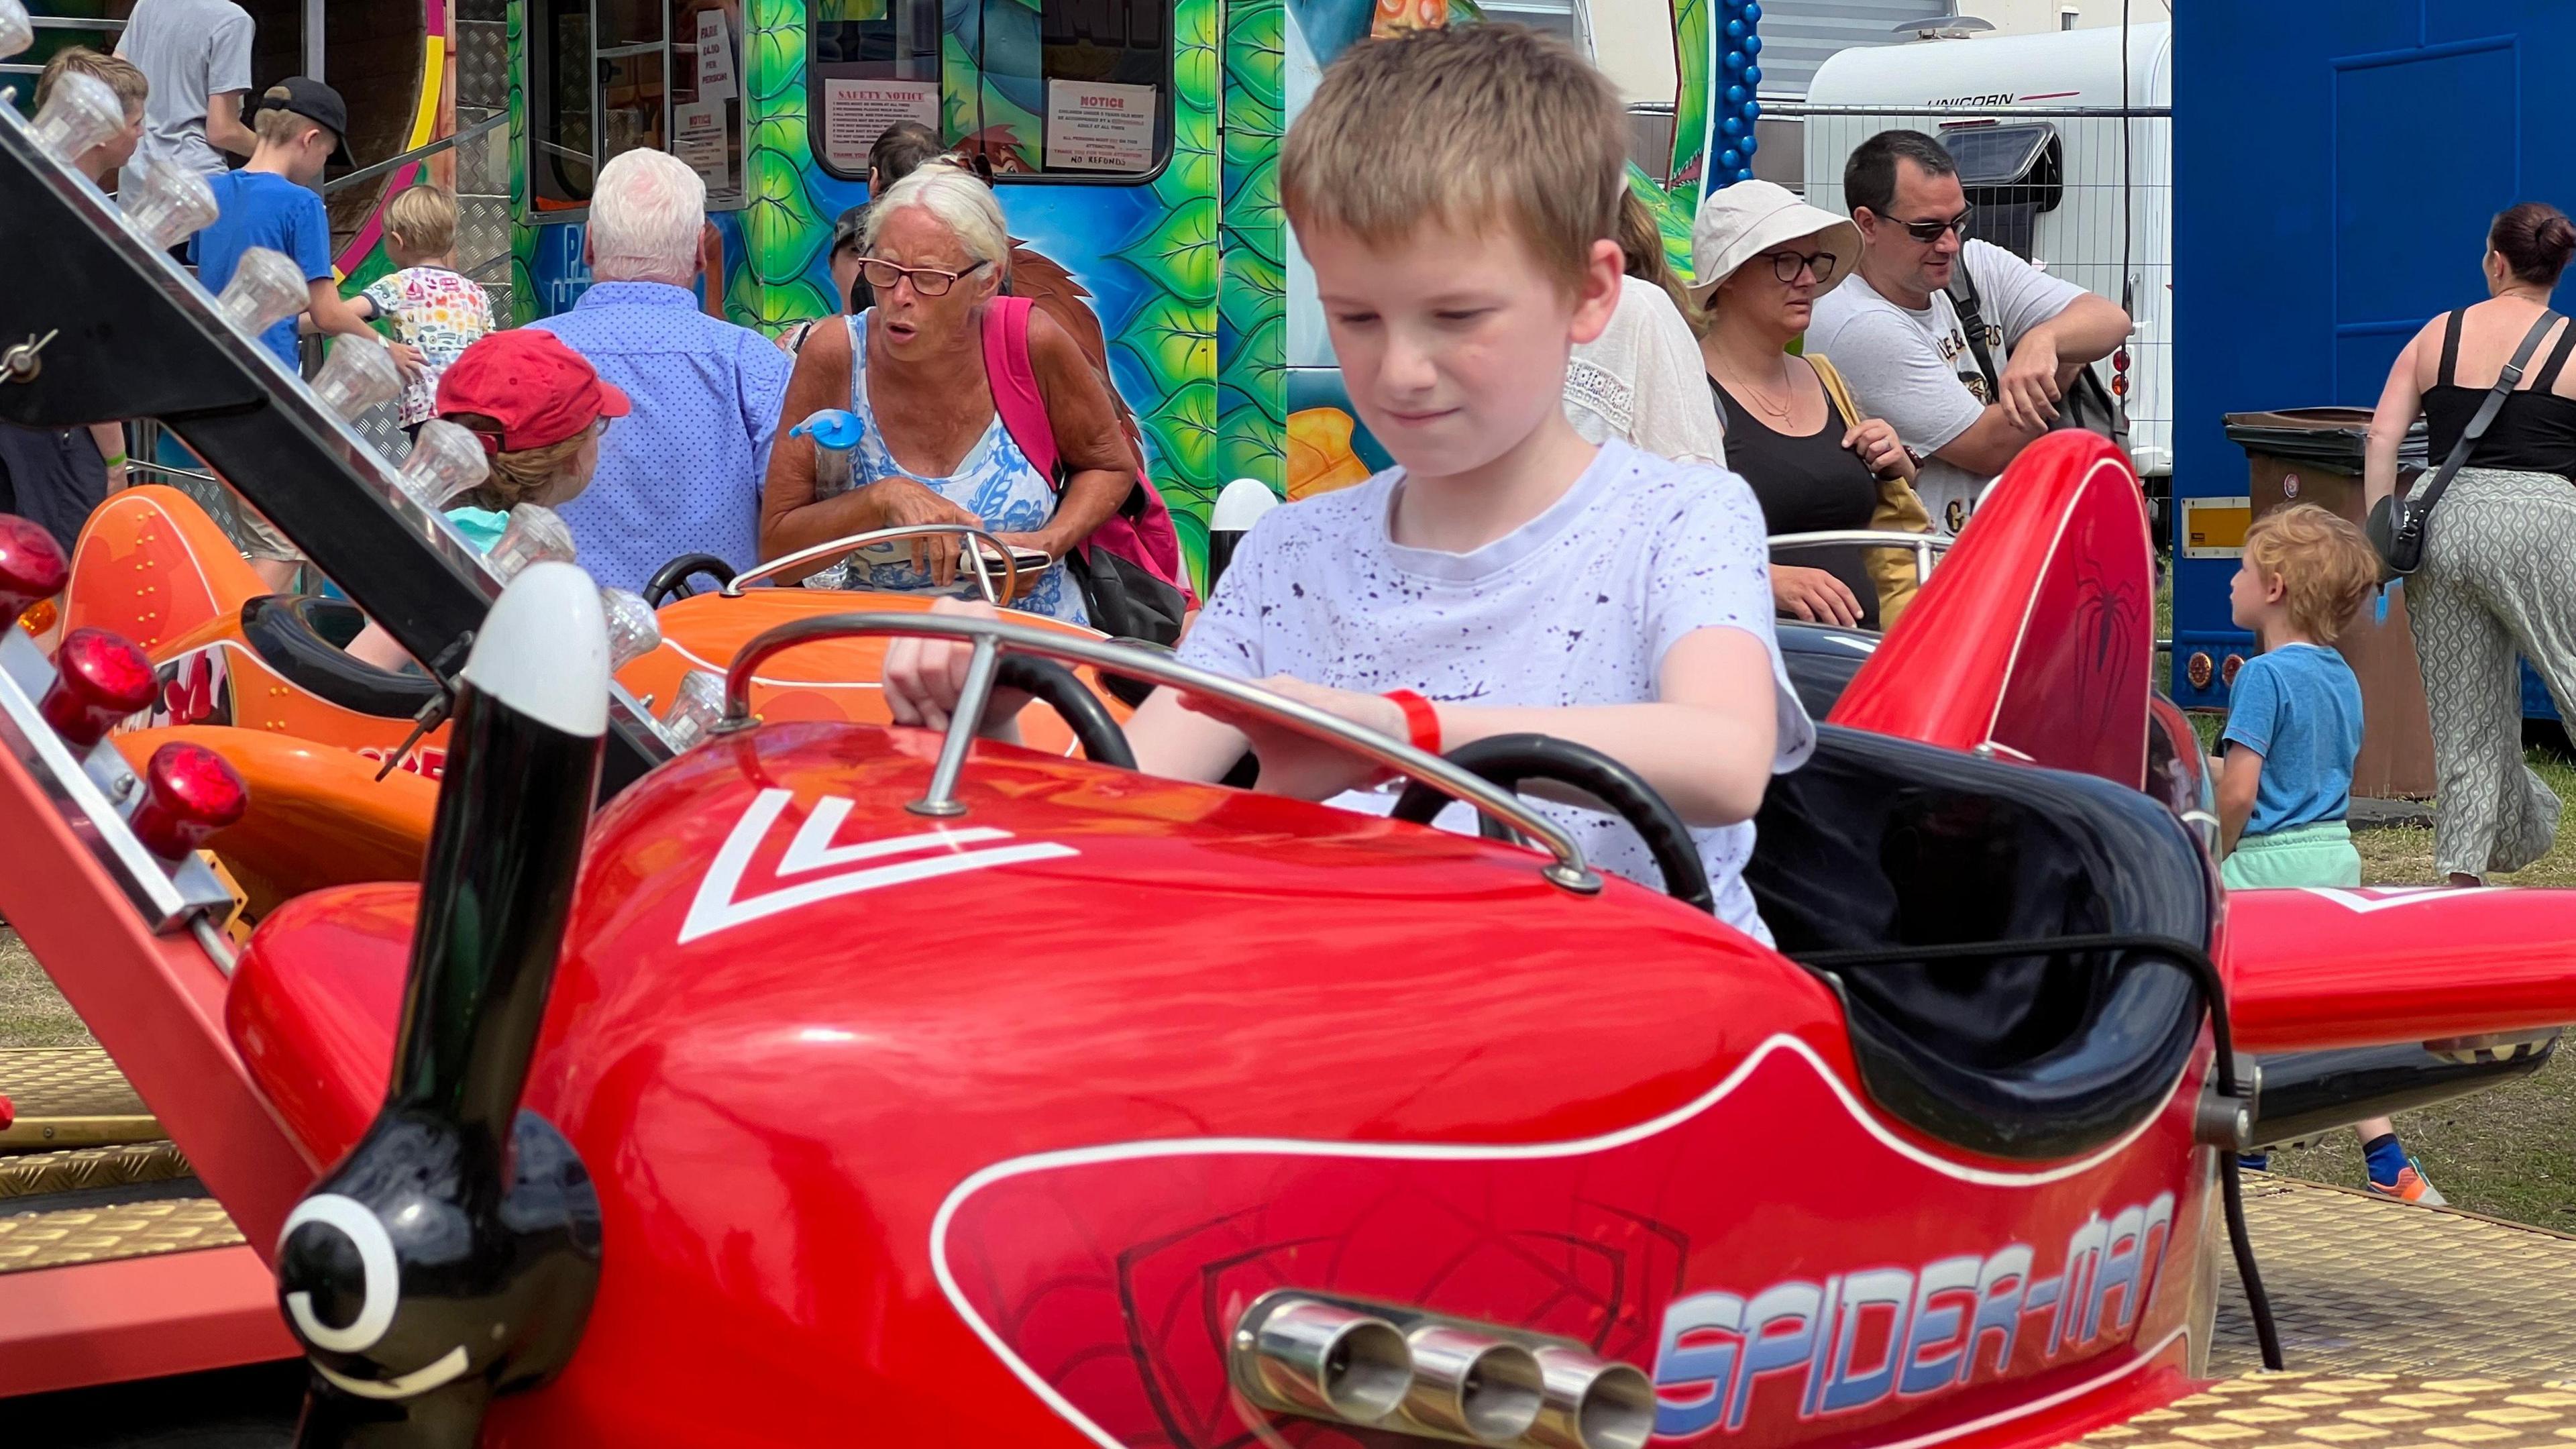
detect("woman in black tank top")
[1688,182,1921,630]
[2363,201,2576,890]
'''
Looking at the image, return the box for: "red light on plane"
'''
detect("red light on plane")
[129,741,248,859]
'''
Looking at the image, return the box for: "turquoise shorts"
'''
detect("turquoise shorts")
[2220,820,2361,890]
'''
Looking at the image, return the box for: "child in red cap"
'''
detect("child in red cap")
[344,331,631,669]
[431,329,633,551]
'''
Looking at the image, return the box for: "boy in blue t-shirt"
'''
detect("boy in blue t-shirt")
[189,77,420,587]
[2218,502,2441,1204]
[192,78,420,376]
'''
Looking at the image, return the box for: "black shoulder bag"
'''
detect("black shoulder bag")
[2367,309,2563,578]
[1949,257,2127,447]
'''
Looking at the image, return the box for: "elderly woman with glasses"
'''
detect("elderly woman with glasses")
[1693,180,1922,630]
[759,164,1135,622]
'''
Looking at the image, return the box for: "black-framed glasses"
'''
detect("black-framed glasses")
[1884,207,1974,244]
[1764,250,1837,284]
[858,257,989,297]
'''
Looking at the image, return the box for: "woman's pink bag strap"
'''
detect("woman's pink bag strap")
[981,297,1059,480]
[979,294,1197,604]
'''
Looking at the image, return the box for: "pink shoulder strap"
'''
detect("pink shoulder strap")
[979,295,1059,482]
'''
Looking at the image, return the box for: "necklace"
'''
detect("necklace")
[1719,353,1800,421]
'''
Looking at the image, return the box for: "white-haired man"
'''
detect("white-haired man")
[528,149,793,594]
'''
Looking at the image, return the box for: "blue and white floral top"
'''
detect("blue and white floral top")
[839,312,1085,624]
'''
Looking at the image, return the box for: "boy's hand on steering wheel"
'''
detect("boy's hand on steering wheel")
[1178,676,1409,802]
[863,478,989,586]
[881,597,1030,734]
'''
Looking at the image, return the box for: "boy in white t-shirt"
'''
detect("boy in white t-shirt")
[885,25,1813,942]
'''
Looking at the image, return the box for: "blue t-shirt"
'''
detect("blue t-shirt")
[191,170,334,370]
[2222,643,2363,836]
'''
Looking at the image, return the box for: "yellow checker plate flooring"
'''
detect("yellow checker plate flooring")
[2215,1178,2576,1379]
[0,1046,158,1148]
[0,1197,244,1273]
[0,1140,192,1199]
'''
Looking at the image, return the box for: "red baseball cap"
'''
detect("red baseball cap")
[435,330,632,453]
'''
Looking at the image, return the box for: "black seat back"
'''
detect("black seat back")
[240,595,445,719]
[1748,726,2212,1160]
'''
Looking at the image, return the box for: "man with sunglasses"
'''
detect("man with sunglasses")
[1806,129,2131,534]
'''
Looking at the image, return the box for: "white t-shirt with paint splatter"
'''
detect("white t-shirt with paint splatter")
[1176,439,1816,944]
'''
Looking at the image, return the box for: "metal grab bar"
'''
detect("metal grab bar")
[321,111,508,195]
[716,611,1605,898]
[725,524,1021,603]
[1766,528,1953,584]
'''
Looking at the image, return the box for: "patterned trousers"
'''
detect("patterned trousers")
[2408,467,2576,879]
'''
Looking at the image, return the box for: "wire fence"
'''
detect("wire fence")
[1779,103,2173,478]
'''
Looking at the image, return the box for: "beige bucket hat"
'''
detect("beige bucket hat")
[1687,179,1862,303]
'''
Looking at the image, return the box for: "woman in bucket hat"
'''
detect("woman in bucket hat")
[1693,180,1931,631]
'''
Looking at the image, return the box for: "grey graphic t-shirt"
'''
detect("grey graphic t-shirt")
[1805,239,2087,534]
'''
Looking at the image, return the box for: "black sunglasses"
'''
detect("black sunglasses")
[1880,207,1974,244]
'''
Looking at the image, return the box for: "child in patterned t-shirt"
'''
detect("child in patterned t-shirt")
[354,184,494,436]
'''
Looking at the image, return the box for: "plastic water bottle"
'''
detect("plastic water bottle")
[787,409,867,589]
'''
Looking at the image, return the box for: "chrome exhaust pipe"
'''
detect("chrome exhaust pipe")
[1526,1348,1656,1449]
[1397,1324,1546,1444]
[1233,1293,1413,1425]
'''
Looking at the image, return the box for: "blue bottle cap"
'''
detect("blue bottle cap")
[790,408,866,451]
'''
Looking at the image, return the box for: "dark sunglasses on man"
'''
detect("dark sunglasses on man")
[1875,206,1974,244]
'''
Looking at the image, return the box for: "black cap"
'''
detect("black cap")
[255,77,354,168]
[831,205,867,254]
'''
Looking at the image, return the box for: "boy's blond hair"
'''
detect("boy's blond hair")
[444,411,589,512]
[35,47,148,119]
[1281,23,1627,290]
[253,87,329,148]
[2245,502,2379,645]
[385,184,460,260]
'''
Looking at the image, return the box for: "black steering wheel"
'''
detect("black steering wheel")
[1391,734,1713,912]
[645,553,739,607]
[993,657,1135,769]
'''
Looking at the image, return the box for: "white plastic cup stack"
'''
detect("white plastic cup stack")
[312,335,402,420]
[661,669,727,751]
[398,419,488,511]
[599,586,661,670]
[28,68,123,168]
[214,248,310,337]
[0,0,35,61]
[121,152,221,250]
[486,504,578,580]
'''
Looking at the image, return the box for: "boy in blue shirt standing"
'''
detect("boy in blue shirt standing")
[2220,501,2441,1204]
[190,77,418,585]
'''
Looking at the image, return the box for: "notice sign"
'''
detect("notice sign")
[674,101,729,193]
[1044,79,1157,172]
[822,78,941,174]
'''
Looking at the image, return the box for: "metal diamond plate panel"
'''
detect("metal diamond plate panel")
[2084,1375,2576,1449]
[0,1197,244,1273]
[456,111,508,198]
[2214,1178,2576,1379]
[0,1048,146,1117]
[458,22,508,113]
[0,1141,190,1199]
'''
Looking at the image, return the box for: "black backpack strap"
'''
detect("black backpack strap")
[2405,308,2563,523]
[1946,254,2003,401]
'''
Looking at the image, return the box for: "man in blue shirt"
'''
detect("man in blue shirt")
[529,150,793,595]
[190,78,417,585]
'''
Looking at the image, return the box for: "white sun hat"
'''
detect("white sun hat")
[1686,179,1863,303]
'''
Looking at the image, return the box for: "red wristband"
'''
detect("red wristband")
[1384,688,1442,756]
